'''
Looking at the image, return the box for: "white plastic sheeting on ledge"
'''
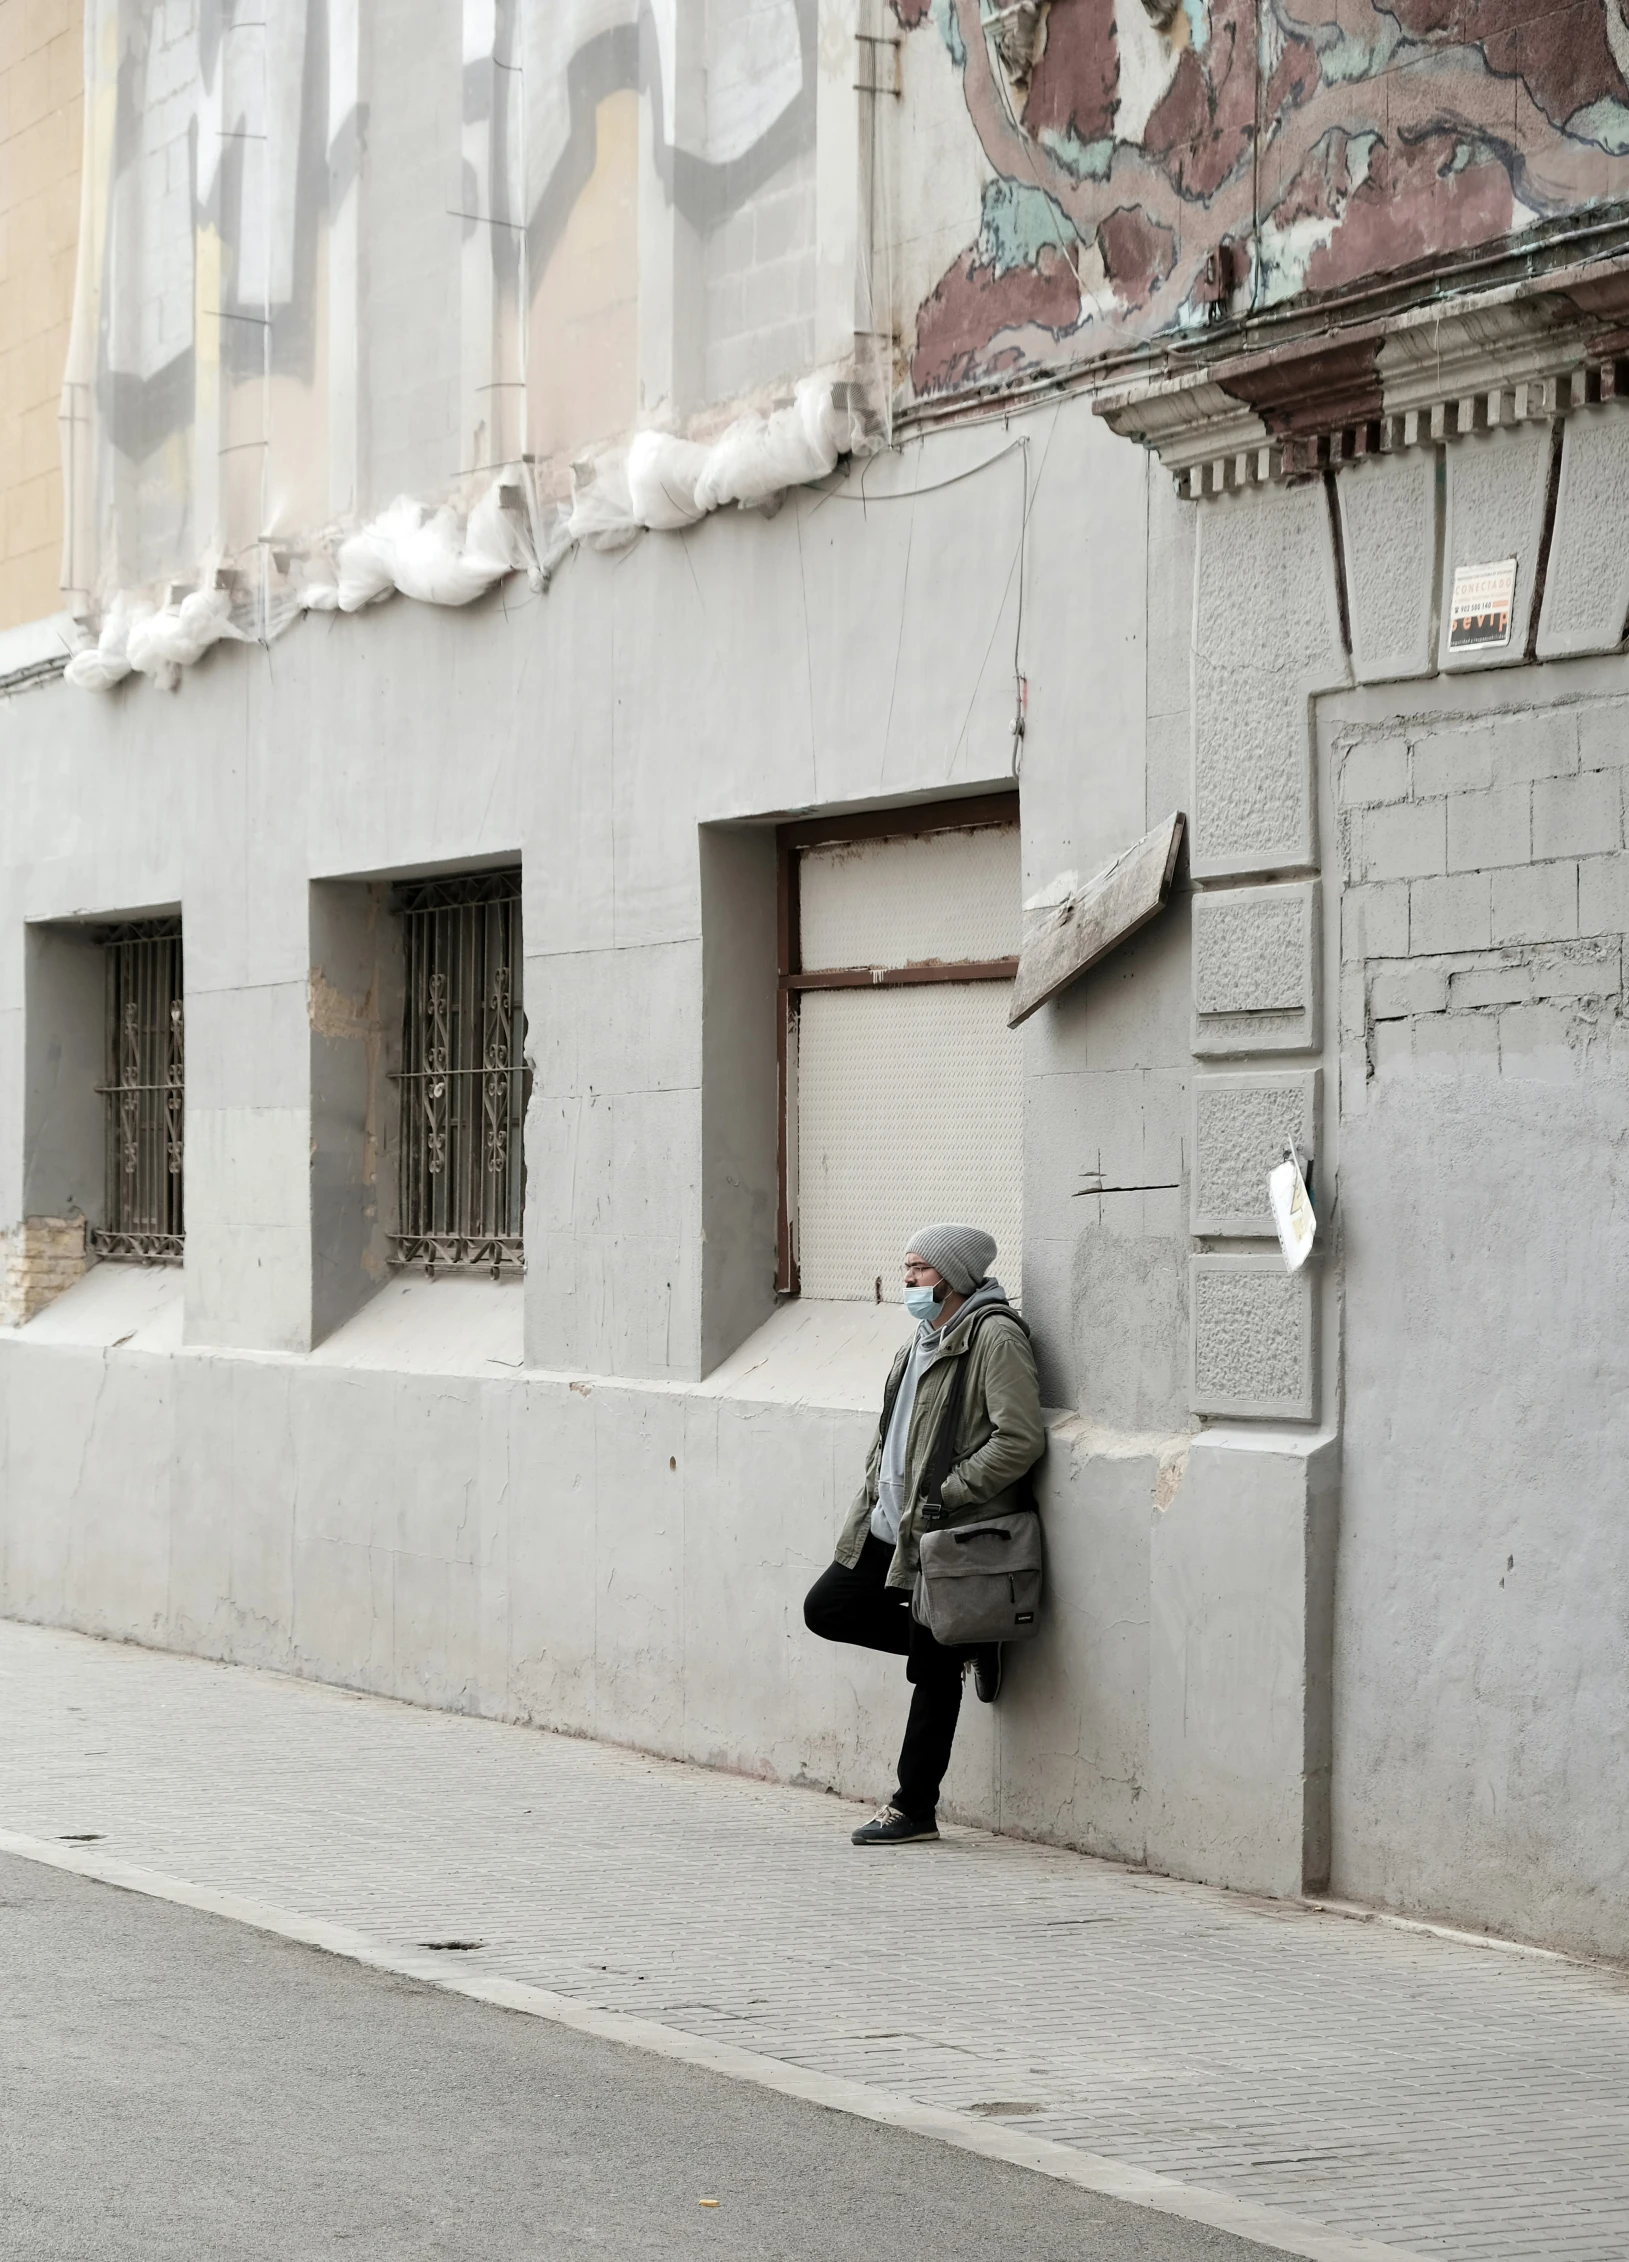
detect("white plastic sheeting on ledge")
[66,587,248,693]
[65,376,875,692]
[307,479,540,614]
[611,376,871,542]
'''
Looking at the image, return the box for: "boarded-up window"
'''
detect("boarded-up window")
[779,799,1023,1304]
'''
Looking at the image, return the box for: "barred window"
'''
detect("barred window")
[392,871,525,1276]
[90,919,184,1263]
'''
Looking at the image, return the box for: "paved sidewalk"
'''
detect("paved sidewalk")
[3,1622,1627,2262]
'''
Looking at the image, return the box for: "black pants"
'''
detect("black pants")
[803,1534,966,1825]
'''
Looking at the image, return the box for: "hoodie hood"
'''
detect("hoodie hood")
[927,1276,1022,1350]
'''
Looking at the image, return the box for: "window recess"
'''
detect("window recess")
[777,795,1024,1303]
[391,870,526,1278]
[90,918,184,1264]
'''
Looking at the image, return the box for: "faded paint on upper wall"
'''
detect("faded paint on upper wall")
[0,0,82,632]
[56,0,836,623]
[893,0,1629,401]
[49,0,1629,642]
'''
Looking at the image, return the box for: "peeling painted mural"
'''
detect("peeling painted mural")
[62,0,1629,651]
[899,0,1629,399]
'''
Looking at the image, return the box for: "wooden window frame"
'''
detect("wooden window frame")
[774,792,1020,1295]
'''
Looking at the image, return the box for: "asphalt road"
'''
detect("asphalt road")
[0,1849,1278,2262]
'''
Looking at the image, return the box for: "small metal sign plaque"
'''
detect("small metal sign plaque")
[1448,558,1517,650]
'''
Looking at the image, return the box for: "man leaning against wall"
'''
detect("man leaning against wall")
[803,1223,1045,1845]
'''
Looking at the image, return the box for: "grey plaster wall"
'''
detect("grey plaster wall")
[13,384,1629,1946]
[1148,1430,1337,1898]
[1327,662,1629,1961]
[309,882,402,1347]
[0,1272,1185,1859]
[698,827,780,1374]
[23,924,106,1225]
[0,397,1201,1870]
[1338,1071,1629,1960]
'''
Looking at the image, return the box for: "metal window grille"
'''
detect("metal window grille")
[90,919,185,1264]
[392,871,525,1276]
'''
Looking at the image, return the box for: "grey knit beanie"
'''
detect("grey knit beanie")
[905,1222,997,1295]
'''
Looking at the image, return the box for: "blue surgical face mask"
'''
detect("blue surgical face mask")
[902,1283,942,1325]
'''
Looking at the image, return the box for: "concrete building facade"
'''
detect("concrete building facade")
[3,0,1629,1964]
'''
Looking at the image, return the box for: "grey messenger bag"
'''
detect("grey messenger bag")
[908,1311,1043,1647]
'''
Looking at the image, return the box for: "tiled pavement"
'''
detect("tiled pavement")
[3,1619,1627,2262]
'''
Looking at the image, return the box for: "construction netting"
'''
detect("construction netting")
[62,0,879,685]
[65,0,1623,686]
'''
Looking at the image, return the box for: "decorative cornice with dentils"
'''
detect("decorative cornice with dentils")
[1095,258,1629,499]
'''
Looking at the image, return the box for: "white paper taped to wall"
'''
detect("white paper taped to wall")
[1268,1147,1316,1273]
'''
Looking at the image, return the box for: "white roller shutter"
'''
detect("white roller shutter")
[791,821,1023,1303]
[799,825,1022,971]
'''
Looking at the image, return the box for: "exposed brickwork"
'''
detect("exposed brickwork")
[0,1217,87,1327]
[1338,705,1629,1077]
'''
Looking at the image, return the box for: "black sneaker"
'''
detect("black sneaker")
[972,1645,1003,1704]
[851,1804,939,1845]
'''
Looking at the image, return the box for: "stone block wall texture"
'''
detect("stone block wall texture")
[1336,702,1629,1083]
[1337,449,1439,687]
[1190,1071,1318,1237]
[1189,481,1347,879]
[1536,407,1629,662]
[1191,880,1321,1056]
[1437,423,1556,677]
[0,1218,87,1327]
[0,0,81,629]
[1188,1256,1316,1420]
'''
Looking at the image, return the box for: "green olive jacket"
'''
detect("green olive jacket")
[836,1294,1046,1591]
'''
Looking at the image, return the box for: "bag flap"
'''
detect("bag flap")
[918,1512,1042,1575]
